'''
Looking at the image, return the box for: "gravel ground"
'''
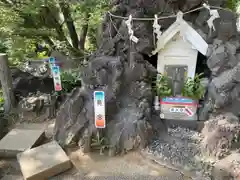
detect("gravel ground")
[146,127,216,180]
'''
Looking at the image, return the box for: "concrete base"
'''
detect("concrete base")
[0,126,45,157]
[17,141,72,180]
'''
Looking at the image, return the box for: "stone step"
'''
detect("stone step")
[0,124,45,157]
[17,141,72,180]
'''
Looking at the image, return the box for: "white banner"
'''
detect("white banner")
[94,91,106,128]
[51,65,62,91]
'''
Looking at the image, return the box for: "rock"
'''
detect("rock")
[207,45,227,75]
[225,40,240,55]
[212,62,240,91]
[0,114,8,139]
[17,141,72,180]
[50,51,76,70]
[198,97,214,121]
[196,29,207,41]
[182,0,202,11]
[195,9,210,34]
[207,82,228,108]
[214,10,237,42]
[54,0,240,156]
[211,67,237,92]
[208,0,228,7]
[206,45,214,57]
[227,54,238,68]
[213,39,224,47]
[201,113,240,159]
[8,67,54,99]
[53,55,161,155]
[212,153,240,180]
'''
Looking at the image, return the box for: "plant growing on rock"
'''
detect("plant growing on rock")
[0,89,4,111]
[91,131,109,155]
[182,73,205,100]
[153,73,172,98]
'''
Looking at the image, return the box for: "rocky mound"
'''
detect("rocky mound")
[53,55,164,155]
[53,0,240,156]
[201,113,240,159]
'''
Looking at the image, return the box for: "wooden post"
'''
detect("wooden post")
[0,54,15,113]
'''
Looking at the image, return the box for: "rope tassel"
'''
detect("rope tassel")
[153,14,162,40]
[203,3,220,31]
[125,15,139,43]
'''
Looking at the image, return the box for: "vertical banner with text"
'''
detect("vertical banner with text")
[94,91,106,128]
[51,65,62,91]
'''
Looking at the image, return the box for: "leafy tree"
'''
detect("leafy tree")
[0,0,110,64]
[227,0,240,11]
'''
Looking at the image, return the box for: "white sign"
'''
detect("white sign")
[169,106,194,117]
[51,65,62,91]
[94,91,106,128]
[169,107,185,113]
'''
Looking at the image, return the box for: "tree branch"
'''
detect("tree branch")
[59,0,79,50]
[79,13,90,50]
[42,37,55,47]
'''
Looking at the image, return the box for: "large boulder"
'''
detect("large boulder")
[8,67,54,99]
[201,113,240,159]
[53,54,164,155]
[54,0,240,156]
[212,153,240,180]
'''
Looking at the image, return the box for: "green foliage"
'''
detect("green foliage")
[153,73,172,97]
[91,131,109,155]
[37,51,48,59]
[0,89,4,112]
[0,40,8,53]
[72,0,111,52]
[0,0,111,65]
[227,0,240,11]
[4,38,38,66]
[152,73,205,100]
[60,69,81,93]
[181,73,205,100]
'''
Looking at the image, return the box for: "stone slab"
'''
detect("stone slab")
[213,153,240,179]
[1,175,23,180]
[17,141,72,180]
[0,126,45,157]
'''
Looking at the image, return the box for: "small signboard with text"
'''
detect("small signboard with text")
[94,91,106,128]
[48,57,62,92]
[160,97,198,121]
[51,65,62,91]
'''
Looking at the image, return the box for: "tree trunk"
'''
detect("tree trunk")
[79,14,90,50]
[0,54,15,113]
[43,37,55,48]
[79,13,90,50]
[59,1,79,50]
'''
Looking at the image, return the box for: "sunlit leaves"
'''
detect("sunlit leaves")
[0,0,111,64]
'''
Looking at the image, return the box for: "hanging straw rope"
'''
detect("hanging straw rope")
[107,5,236,21]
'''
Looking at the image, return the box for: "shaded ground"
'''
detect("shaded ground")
[0,151,191,180]
[0,120,192,180]
[145,127,214,180]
